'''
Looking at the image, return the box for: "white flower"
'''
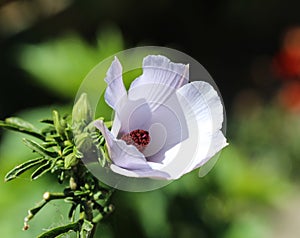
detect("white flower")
[94,55,227,180]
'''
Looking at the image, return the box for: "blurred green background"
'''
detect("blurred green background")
[1,0,300,237]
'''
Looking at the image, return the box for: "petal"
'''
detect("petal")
[143,93,188,163]
[115,98,152,137]
[110,164,170,179]
[128,55,189,111]
[94,120,148,170]
[157,81,228,179]
[104,57,127,112]
[94,120,170,178]
[175,81,228,176]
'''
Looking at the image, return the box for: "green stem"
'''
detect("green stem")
[23,192,70,230]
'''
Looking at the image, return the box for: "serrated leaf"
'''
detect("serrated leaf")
[23,138,58,158]
[4,157,45,182]
[31,160,53,180]
[0,117,45,140]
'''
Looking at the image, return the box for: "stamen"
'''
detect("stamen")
[121,129,150,152]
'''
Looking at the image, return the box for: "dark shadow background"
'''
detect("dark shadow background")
[2,0,299,117]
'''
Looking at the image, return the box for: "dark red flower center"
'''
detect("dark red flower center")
[121,129,151,152]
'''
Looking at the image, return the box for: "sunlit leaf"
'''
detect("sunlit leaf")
[37,220,80,238]
[23,138,58,158]
[4,157,45,182]
[31,160,53,180]
[0,117,45,140]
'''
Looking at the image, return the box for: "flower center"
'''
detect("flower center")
[121,129,151,152]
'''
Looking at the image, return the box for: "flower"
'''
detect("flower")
[94,55,227,179]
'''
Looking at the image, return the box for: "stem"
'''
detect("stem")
[23,192,70,230]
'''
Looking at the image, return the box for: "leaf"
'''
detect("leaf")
[0,117,45,140]
[98,146,107,167]
[40,125,56,135]
[4,157,45,182]
[5,117,36,130]
[80,219,94,237]
[41,141,57,148]
[40,118,54,124]
[64,153,78,169]
[31,160,53,180]
[23,138,58,158]
[68,203,78,220]
[62,145,73,156]
[37,220,81,238]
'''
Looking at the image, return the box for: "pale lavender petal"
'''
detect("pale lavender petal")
[110,164,170,179]
[104,57,127,112]
[170,81,228,177]
[116,98,152,137]
[143,93,188,163]
[95,119,171,179]
[94,120,149,170]
[128,55,189,111]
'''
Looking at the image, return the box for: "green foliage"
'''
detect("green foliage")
[4,157,45,182]
[18,27,124,99]
[0,117,45,140]
[0,96,113,238]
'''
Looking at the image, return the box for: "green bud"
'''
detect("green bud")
[52,110,66,137]
[64,153,78,169]
[72,93,93,128]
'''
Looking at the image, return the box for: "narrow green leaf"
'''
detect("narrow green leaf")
[23,138,58,158]
[62,145,73,156]
[98,147,107,167]
[31,161,52,180]
[0,118,45,140]
[5,117,36,129]
[41,141,57,148]
[40,125,56,135]
[40,118,54,124]
[37,220,81,238]
[4,158,45,182]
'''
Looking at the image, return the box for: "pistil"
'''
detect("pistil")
[121,129,150,152]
